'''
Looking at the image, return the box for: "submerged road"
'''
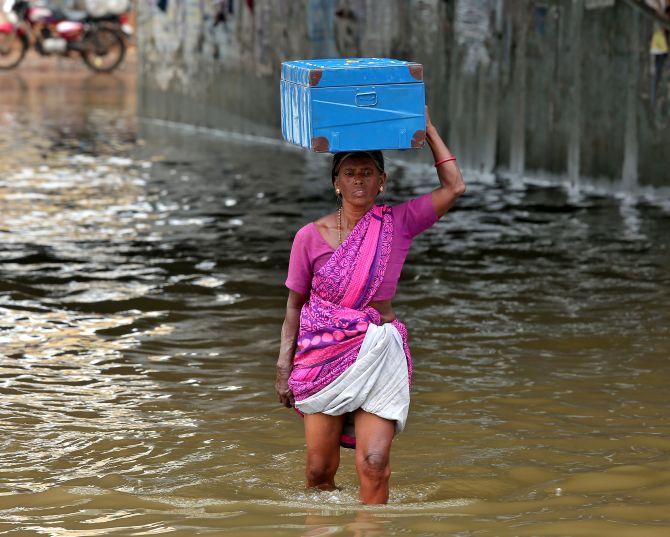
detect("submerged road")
[1,57,670,536]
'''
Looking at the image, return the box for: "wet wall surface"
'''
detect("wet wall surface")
[137,0,670,187]
[1,62,670,535]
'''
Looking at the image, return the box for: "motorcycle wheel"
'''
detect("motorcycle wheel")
[0,32,28,70]
[81,27,126,73]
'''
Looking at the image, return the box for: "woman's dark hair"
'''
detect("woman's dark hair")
[331,151,385,183]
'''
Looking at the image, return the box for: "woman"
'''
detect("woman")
[650,0,670,106]
[275,108,465,504]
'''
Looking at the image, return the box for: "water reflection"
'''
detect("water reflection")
[1,65,670,535]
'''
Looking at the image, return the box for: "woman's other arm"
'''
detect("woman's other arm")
[425,106,466,217]
[275,290,307,408]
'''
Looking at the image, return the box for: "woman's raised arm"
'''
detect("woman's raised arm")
[425,106,466,217]
[275,289,308,408]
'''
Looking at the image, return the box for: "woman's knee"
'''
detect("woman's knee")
[306,455,339,486]
[356,450,391,481]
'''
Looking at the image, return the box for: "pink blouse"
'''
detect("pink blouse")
[285,192,439,300]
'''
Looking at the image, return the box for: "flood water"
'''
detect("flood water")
[1,64,670,537]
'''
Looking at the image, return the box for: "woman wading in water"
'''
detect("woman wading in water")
[275,109,465,504]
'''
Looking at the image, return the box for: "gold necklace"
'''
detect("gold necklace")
[338,206,342,245]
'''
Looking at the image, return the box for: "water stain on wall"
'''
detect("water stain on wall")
[137,0,670,190]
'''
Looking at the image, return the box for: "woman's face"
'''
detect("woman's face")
[334,156,386,207]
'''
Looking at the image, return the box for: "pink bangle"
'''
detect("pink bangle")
[434,156,457,167]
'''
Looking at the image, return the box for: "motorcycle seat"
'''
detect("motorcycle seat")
[63,10,89,22]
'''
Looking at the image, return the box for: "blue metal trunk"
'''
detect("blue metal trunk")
[280,58,426,153]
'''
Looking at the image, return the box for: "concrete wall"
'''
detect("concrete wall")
[137,0,670,190]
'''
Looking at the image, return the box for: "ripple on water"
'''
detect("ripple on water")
[1,81,670,536]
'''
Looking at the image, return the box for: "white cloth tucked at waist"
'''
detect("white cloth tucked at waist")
[295,322,410,434]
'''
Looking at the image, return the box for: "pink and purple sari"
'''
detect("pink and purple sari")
[288,205,413,444]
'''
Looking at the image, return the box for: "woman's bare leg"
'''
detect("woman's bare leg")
[353,410,395,504]
[304,413,345,490]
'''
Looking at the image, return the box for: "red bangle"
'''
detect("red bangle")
[434,156,457,167]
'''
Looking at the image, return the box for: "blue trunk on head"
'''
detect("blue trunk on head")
[280,58,426,153]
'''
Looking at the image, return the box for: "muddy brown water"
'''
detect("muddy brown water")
[1,66,670,536]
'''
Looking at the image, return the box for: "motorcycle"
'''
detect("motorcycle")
[0,0,126,72]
